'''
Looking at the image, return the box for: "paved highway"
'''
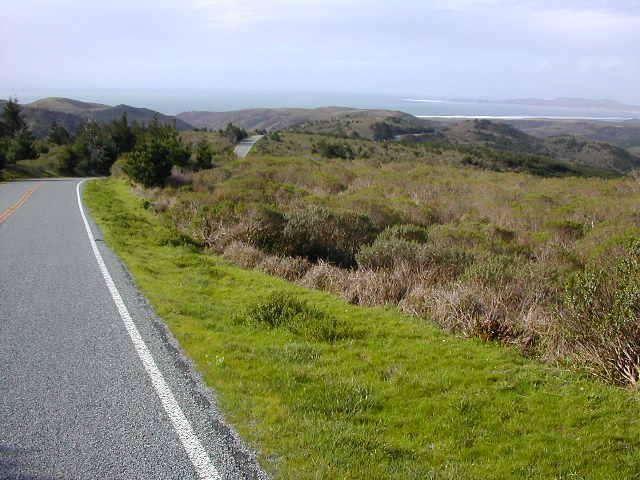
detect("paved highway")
[233,136,264,158]
[0,179,267,479]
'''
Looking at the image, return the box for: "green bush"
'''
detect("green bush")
[563,239,640,386]
[356,224,431,270]
[314,140,355,160]
[378,224,429,243]
[244,206,286,252]
[124,141,173,187]
[237,292,357,342]
[356,237,427,270]
[283,205,377,267]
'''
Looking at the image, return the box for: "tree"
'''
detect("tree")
[47,121,71,145]
[73,122,118,175]
[123,138,174,187]
[109,114,136,154]
[2,99,26,137]
[372,121,394,141]
[6,128,37,162]
[58,145,80,175]
[224,123,248,144]
[194,139,213,170]
[0,138,7,171]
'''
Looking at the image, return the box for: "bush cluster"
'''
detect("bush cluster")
[237,292,358,342]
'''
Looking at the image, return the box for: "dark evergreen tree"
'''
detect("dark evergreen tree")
[7,128,37,162]
[47,121,71,145]
[109,114,136,154]
[2,99,26,137]
[194,139,213,170]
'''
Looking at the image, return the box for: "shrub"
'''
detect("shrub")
[243,206,286,252]
[123,139,174,187]
[194,139,214,171]
[298,261,349,295]
[378,224,429,243]
[314,140,355,159]
[58,145,80,175]
[257,255,312,281]
[562,240,640,386]
[237,292,357,342]
[284,206,377,267]
[223,242,266,269]
[343,264,417,306]
[356,237,427,270]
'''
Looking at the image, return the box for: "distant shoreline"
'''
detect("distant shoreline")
[417,115,636,121]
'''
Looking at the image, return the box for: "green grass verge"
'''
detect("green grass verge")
[84,178,640,479]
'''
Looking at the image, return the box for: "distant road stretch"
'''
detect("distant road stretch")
[234,135,264,158]
[0,179,266,480]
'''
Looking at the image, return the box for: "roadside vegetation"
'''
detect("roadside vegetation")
[119,131,640,389]
[85,178,640,479]
[0,98,238,182]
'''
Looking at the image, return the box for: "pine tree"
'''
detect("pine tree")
[2,99,26,137]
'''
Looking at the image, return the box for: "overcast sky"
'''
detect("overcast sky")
[2,0,639,102]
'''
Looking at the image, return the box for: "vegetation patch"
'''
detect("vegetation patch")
[236,291,360,342]
[85,179,640,479]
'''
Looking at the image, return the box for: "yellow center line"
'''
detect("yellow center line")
[0,183,42,224]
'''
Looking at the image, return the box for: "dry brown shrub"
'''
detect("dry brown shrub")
[427,283,516,342]
[298,261,349,296]
[258,255,313,281]
[344,263,422,306]
[576,336,640,388]
[222,242,266,269]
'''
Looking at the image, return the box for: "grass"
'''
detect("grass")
[0,147,65,180]
[85,178,640,479]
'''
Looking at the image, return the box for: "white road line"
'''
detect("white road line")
[75,180,221,480]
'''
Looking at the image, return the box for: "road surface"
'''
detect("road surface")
[0,179,267,480]
[233,136,263,158]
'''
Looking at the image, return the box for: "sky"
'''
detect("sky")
[2,0,640,103]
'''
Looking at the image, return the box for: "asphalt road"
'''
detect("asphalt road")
[0,179,267,480]
[233,136,264,158]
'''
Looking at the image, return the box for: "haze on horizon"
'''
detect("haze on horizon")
[2,0,639,104]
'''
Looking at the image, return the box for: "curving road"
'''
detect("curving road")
[233,136,264,158]
[0,179,266,480]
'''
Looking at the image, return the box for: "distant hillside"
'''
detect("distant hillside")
[177,107,431,138]
[448,97,640,112]
[28,97,109,115]
[507,119,640,151]
[398,119,640,173]
[14,97,193,137]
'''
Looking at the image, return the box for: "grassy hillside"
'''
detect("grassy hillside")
[405,119,640,173]
[179,106,640,173]
[127,129,640,391]
[253,132,615,178]
[14,97,193,137]
[85,178,640,479]
[28,97,109,114]
[177,107,429,136]
[510,119,640,150]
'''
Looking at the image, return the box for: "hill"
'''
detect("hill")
[177,107,431,137]
[28,97,110,114]
[397,119,640,173]
[6,97,194,138]
[507,119,640,150]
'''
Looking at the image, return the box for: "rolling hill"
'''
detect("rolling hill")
[177,107,431,137]
[426,119,640,173]
[0,97,194,138]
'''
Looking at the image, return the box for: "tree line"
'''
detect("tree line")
[0,99,248,186]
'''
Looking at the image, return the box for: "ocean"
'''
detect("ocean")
[0,88,637,120]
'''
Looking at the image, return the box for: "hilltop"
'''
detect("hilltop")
[1,97,193,137]
[177,107,430,137]
[427,119,640,173]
